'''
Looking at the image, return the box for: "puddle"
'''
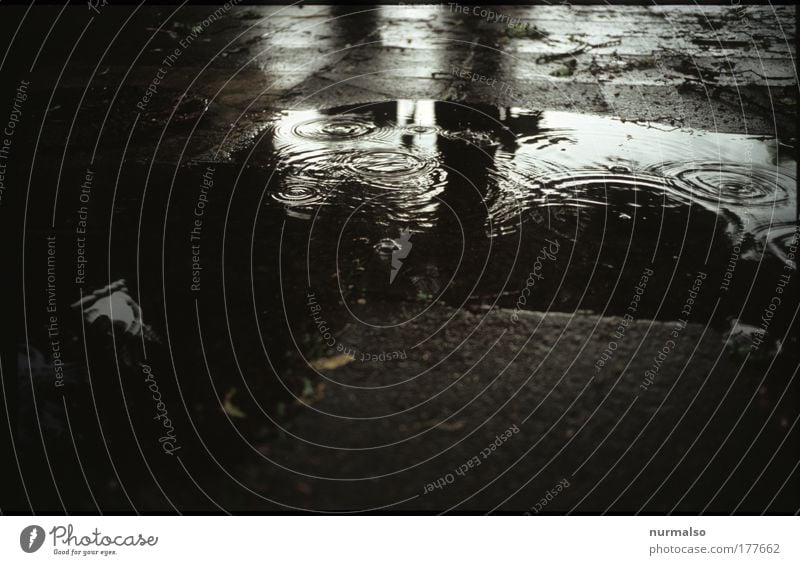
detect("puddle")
[231,100,795,332]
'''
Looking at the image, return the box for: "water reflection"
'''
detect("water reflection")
[241,100,796,329]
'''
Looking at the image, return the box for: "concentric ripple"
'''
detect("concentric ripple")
[284,115,379,141]
[747,221,800,268]
[484,170,689,238]
[270,113,405,152]
[542,171,684,202]
[272,147,446,223]
[271,182,323,206]
[651,161,794,209]
[343,149,443,190]
[271,148,348,206]
[404,124,441,135]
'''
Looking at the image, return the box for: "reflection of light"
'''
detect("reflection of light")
[510,110,786,175]
[396,99,415,126]
[286,110,319,122]
[395,100,438,150]
[509,107,540,119]
[413,100,435,127]
[411,100,437,150]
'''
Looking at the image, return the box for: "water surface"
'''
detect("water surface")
[236,100,795,335]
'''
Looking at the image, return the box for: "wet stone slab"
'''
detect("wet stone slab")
[242,305,795,512]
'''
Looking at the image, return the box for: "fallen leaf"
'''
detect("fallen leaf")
[424,419,466,432]
[223,387,247,419]
[309,354,354,371]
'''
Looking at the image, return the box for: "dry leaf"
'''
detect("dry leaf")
[424,419,466,432]
[309,354,354,370]
[223,387,246,419]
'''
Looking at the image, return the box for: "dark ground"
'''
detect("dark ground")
[2,4,798,513]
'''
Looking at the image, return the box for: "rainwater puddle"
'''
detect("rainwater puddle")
[237,100,796,331]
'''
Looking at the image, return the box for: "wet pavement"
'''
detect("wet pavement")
[3,4,798,513]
